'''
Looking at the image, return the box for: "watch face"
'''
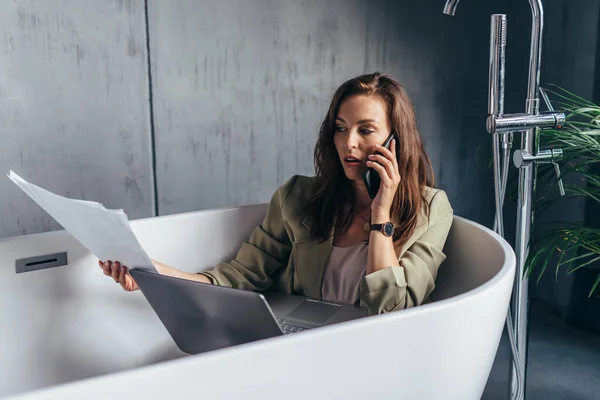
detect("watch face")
[383,222,394,237]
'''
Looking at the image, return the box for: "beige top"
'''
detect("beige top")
[321,242,369,305]
[202,175,454,315]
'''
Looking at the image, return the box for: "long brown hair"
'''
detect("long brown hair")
[305,72,434,247]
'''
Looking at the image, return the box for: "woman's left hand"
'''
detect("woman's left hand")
[366,138,401,218]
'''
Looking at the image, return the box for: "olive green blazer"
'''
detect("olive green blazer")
[201,175,453,315]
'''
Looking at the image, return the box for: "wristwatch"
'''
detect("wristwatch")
[370,222,394,237]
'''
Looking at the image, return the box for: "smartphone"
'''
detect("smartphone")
[363,132,398,199]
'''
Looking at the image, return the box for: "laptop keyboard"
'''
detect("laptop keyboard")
[276,318,306,334]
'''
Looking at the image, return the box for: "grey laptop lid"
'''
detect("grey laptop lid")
[130,268,284,355]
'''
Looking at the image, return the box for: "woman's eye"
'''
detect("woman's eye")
[335,126,346,132]
[360,129,374,134]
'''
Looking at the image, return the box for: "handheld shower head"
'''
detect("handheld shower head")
[443,0,460,16]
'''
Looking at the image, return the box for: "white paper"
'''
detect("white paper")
[8,170,156,272]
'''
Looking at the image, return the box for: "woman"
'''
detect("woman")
[99,72,453,315]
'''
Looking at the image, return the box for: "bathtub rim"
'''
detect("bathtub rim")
[0,205,516,315]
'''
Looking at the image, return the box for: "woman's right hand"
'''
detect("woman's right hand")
[98,260,139,292]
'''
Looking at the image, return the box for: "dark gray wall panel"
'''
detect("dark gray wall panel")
[149,0,501,226]
[529,0,600,308]
[150,0,368,214]
[0,0,154,238]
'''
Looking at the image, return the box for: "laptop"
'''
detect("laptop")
[129,268,368,355]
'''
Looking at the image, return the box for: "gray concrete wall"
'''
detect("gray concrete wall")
[1,0,595,250]
[149,0,501,223]
[0,0,498,239]
[514,0,600,309]
[0,0,154,238]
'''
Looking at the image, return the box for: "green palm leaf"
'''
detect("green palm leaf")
[523,85,600,296]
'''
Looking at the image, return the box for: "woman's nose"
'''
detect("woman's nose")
[345,130,359,149]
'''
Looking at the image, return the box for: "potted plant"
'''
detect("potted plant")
[525,85,600,330]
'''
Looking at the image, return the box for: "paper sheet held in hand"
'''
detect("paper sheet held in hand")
[7,170,156,272]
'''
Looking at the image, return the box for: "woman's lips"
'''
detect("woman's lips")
[343,157,363,167]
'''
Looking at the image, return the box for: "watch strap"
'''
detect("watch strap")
[370,221,394,237]
[370,223,384,231]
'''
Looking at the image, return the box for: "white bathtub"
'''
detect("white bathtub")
[0,204,515,400]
